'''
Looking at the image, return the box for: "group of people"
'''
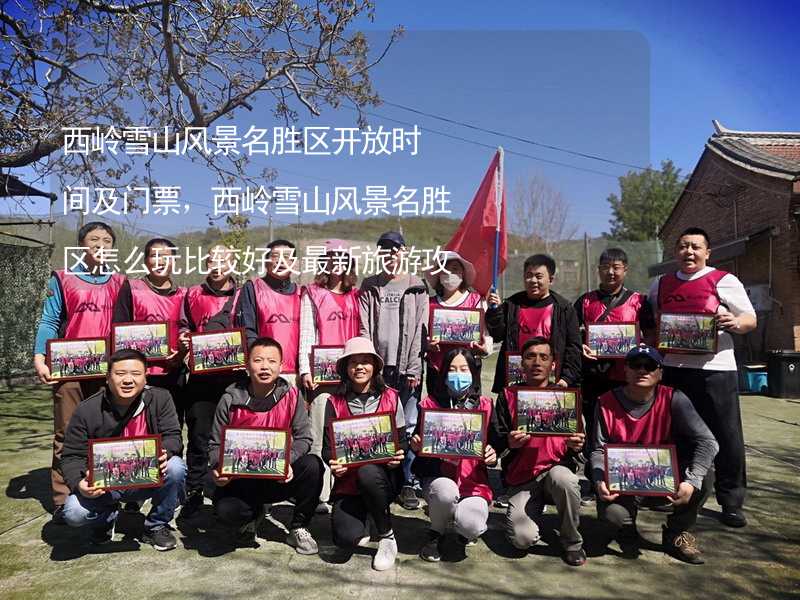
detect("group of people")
[518,403,575,433]
[35,222,757,570]
[609,462,672,491]
[335,429,393,463]
[94,455,157,487]
[225,446,284,474]
[52,351,106,377]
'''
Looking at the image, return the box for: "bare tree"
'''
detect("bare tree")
[0,0,401,198]
[511,175,578,253]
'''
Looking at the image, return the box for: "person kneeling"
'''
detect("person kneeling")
[61,349,186,551]
[494,337,586,566]
[410,348,500,562]
[208,337,323,554]
[322,337,407,571]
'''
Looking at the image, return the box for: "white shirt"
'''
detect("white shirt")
[648,267,756,371]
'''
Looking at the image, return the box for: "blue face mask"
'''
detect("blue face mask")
[446,371,472,394]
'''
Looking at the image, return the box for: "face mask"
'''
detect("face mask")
[440,272,463,292]
[446,371,472,394]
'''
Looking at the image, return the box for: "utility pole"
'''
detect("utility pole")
[584,232,591,294]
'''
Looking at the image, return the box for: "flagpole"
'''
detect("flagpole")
[491,147,504,298]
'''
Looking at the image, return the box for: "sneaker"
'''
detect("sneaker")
[89,523,114,545]
[286,527,319,555]
[398,486,420,511]
[123,501,141,514]
[141,526,178,551]
[493,495,510,509]
[563,548,587,566]
[580,492,595,507]
[662,526,704,565]
[51,505,67,525]
[178,490,204,520]
[315,501,332,515]
[720,507,747,528]
[457,534,478,547]
[419,530,442,562]
[372,533,398,571]
[617,525,641,559]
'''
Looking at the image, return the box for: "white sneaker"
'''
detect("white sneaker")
[372,533,398,571]
[315,501,332,515]
[286,527,319,555]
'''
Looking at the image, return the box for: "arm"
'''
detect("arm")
[358,281,373,338]
[112,279,134,323]
[33,275,64,356]
[638,296,657,345]
[297,293,317,376]
[670,391,719,488]
[589,402,609,484]
[395,398,408,452]
[716,274,757,334]
[405,289,428,379]
[289,395,314,462]
[234,280,259,347]
[207,394,232,471]
[559,302,583,386]
[320,400,336,464]
[178,289,196,333]
[154,390,183,459]
[485,299,508,342]
[478,299,494,356]
[61,407,90,493]
[492,393,512,454]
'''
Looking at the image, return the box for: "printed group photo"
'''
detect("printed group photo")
[605,445,678,496]
[515,388,580,435]
[330,412,397,466]
[219,427,289,479]
[429,307,483,345]
[46,338,108,381]
[420,409,485,459]
[89,436,162,491]
[189,329,246,373]
[112,322,170,359]
[657,313,718,354]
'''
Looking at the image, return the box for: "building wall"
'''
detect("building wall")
[660,148,800,353]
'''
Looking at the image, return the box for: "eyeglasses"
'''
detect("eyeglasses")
[626,360,660,372]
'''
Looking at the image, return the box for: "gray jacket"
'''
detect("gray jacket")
[208,378,313,469]
[359,273,429,379]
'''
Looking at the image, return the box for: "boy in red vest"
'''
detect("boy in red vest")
[33,221,126,524]
[591,345,719,564]
[208,337,322,554]
[61,349,185,550]
[648,227,756,528]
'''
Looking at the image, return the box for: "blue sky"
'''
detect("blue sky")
[8,0,799,239]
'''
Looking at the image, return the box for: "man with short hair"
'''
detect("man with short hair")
[648,227,756,528]
[61,349,186,550]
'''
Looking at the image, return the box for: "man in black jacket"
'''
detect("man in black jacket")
[487,254,582,394]
[61,349,186,550]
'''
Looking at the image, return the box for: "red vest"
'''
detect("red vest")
[598,385,673,445]
[252,278,301,373]
[657,270,728,314]
[129,279,187,375]
[54,270,125,339]
[328,388,399,496]
[501,388,568,486]
[582,290,645,381]
[419,395,493,502]
[427,292,483,373]
[304,284,360,344]
[517,304,554,348]
[185,283,239,333]
[228,386,299,430]
[122,408,150,437]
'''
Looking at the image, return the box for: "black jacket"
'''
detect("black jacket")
[61,386,183,493]
[485,290,582,393]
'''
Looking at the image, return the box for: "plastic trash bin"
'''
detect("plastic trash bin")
[767,351,800,399]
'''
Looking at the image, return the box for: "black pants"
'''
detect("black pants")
[331,464,402,547]
[148,371,187,427]
[214,454,324,530]
[598,482,710,533]
[663,367,746,509]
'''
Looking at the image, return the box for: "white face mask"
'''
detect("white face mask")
[440,272,463,292]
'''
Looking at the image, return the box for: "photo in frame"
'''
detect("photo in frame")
[219,427,290,480]
[311,345,345,385]
[514,388,581,435]
[46,337,109,381]
[429,307,484,346]
[88,435,162,491]
[586,322,640,358]
[505,352,525,386]
[111,321,170,360]
[657,312,718,354]
[419,408,486,460]
[329,412,398,467]
[188,328,247,374]
[604,444,679,497]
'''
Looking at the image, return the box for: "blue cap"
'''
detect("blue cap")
[624,344,664,366]
[377,231,406,249]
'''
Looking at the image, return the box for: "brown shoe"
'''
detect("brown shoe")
[662,526,704,565]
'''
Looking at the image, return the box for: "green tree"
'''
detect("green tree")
[606,160,687,241]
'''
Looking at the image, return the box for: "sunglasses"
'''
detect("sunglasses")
[626,360,660,372]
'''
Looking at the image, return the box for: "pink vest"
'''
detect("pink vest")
[185,284,239,333]
[228,386,299,430]
[328,388,399,496]
[427,292,483,373]
[419,395,493,502]
[517,304,554,348]
[252,278,301,373]
[598,385,673,445]
[304,284,361,344]
[129,279,187,375]
[657,270,728,314]
[501,388,568,486]
[122,409,150,438]
[582,290,645,381]
[54,270,125,339]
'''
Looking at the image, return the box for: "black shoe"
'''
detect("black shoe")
[563,548,587,566]
[123,501,141,514]
[51,505,67,525]
[662,526,704,565]
[141,526,178,551]
[419,531,442,562]
[617,526,641,559]
[720,507,747,528]
[493,494,510,509]
[179,490,204,520]
[398,486,420,511]
[89,523,114,545]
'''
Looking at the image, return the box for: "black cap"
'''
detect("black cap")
[624,344,664,366]
[376,231,405,249]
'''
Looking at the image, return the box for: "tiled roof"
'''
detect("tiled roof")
[706,120,800,179]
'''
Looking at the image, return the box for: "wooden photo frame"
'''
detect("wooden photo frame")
[311,345,345,385]
[111,321,171,361]
[418,408,486,460]
[88,434,163,491]
[429,306,484,347]
[657,312,718,354]
[219,427,291,480]
[46,337,109,381]
[188,328,247,374]
[604,444,679,497]
[513,387,582,436]
[329,412,399,467]
[586,322,640,359]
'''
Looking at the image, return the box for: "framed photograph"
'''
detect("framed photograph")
[46,337,109,381]
[111,321,171,360]
[419,408,486,460]
[329,412,399,467]
[505,352,525,386]
[219,427,290,480]
[586,322,640,359]
[604,444,679,497]
[311,345,344,385]
[188,328,247,374]
[657,312,718,354]
[429,307,484,346]
[514,388,581,435]
[88,435,162,491]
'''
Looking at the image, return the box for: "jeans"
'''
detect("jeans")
[63,456,186,531]
[384,367,420,486]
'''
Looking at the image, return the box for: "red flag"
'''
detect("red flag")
[445,150,508,296]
